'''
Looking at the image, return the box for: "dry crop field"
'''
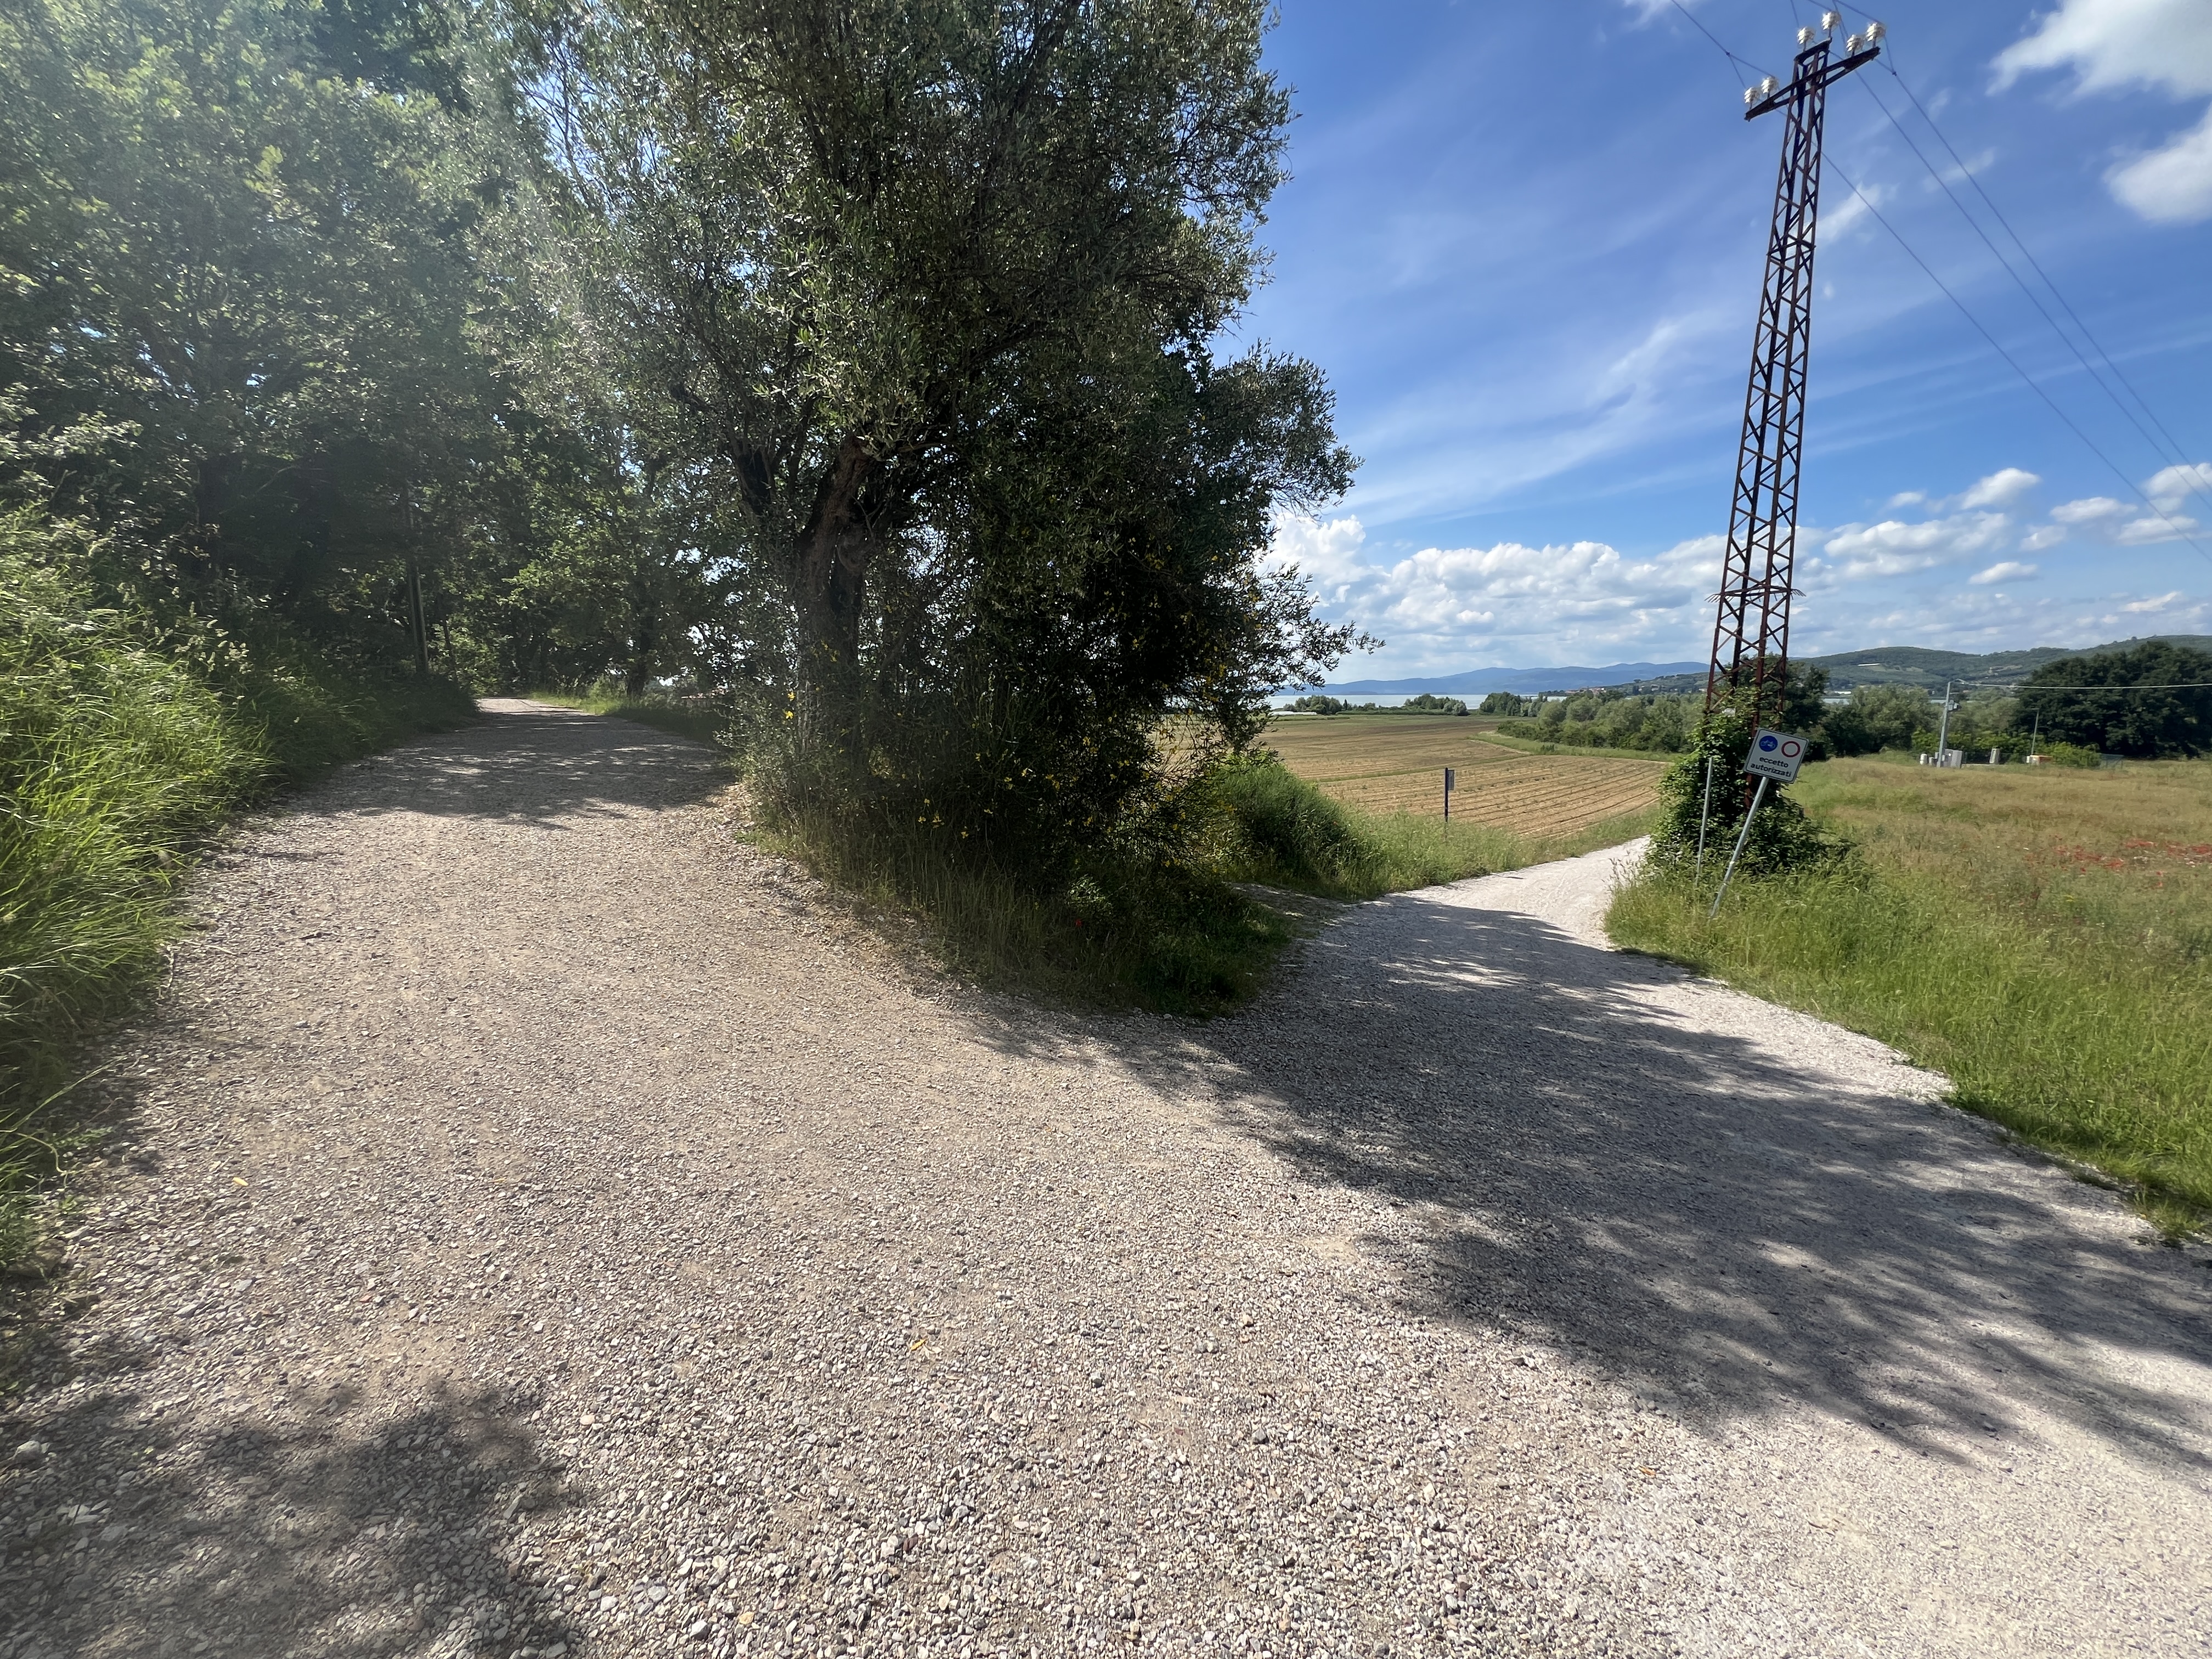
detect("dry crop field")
[1264,712,1668,835]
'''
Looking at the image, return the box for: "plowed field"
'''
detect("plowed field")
[1266,714,1666,836]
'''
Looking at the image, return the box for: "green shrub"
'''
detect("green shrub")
[1205,754,1372,893]
[2039,741,2099,769]
[1641,708,1846,879]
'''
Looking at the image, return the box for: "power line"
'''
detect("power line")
[1857,59,2212,521]
[1821,156,2212,566]
[1655,7,2211,564]
[1663,0,1774,86]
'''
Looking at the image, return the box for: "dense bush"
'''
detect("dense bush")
[1399,693,1468,715]
[1498,690,1696,752]
[1819,683,1934,755]
[1641,706,1847,880]
[2018,641,2211,758]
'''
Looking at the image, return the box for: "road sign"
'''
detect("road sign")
[1744,728,1808,783]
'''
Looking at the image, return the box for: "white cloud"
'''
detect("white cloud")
[1970,561,2041,585]
[2121,590,2188,612]
[1957,467,2041,509]
[1994,0,2212,224]
[1267,514,1724,672]
[1810,511,2015,579]
[2020,523,2069,552]
[1994,0,2212,96]
[2111,106,2212,221]
[2148,461,2212,514]
[2045,492,2202,544]
[1822,179,1889,238]
[1886,490,1928,509]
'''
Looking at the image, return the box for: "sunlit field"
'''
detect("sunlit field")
[1610,756,2212,1232]
[1263,712,1667,837]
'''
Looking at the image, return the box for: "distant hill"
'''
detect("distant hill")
[1596,635,2212,697]
[1323,659,1706,697]
[1314,635,2212,701]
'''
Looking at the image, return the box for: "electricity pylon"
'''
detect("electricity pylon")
[1703,14,1883,729]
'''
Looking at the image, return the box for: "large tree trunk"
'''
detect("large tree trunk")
[791,434,879,755]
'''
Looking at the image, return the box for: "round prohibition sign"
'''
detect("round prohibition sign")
[1757,732,1805,760]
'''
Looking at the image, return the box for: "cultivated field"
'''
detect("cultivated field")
[1265,712,1668,835]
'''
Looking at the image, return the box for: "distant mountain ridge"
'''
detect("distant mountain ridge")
[1318,635,2212,699]
[1322,660,1706,697]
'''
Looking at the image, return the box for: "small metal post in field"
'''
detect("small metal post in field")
[1443,766,1455,822]
[1695,754,1717,878]
[1710,775,1770,916]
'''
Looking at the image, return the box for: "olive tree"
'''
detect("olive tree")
[527,0,1358,867]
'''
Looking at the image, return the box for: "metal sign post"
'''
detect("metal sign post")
[1695,755,1717,878]
[1709,729,1808,915]
[1443,766,1455,822]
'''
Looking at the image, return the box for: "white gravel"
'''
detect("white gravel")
[2,699,2207,1659]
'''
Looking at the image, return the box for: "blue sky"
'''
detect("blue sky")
[1243,0,2212,678]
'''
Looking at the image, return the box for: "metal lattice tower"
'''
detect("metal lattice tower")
[1704,16,1882,729]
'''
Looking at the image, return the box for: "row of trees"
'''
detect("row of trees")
[1479,641,2209,763]
[3,0,1362,888]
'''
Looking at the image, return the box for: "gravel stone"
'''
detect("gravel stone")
[1,699,2207,1659]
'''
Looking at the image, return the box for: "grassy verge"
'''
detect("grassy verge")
[527,686,729,747]
[2,525,475,1257]
[1607,758,2212,1235]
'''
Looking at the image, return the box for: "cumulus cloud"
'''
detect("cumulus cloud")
[2111,107,2212,221]
[2045,491,2202,544]
[1810,511,2014,580]
[2148,461,2212,514]
[1957,467,2041,509]
[1266,514,1724,669]
[1970,561,2040,585]
[2122,590,2188,613]
[2050,495,2125,524]
[1994,0,2212,224]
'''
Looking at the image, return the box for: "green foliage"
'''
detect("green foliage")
[1477,691,1529,715]
[1205,755,1372,893]
[0,511,472,1236]
[1498,689,1696,753]
[536,0,1364,898]
[2039,741,2100,768]
[1398,693,1468,715]
[1819,682,1933,755]
[1642,706,1846,880]
[2018,640,2212,758]
[1288,695,1351,715]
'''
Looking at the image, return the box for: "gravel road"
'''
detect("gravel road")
[4,699,2208,1659]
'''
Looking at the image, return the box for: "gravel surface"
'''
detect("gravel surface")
[3,699,2208,1659]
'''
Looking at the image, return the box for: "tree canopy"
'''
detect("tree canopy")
[2018,641,2212,759]
[2,0,1360,884]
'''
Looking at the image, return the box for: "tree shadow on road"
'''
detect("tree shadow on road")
[287,701,730,829]
[981,884,2212,1471]
[3,1313,582,1659]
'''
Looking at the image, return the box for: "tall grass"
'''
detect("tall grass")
[1607,758,2212,1233]
[1,517,475,1255]
[761,804,1302,1016]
